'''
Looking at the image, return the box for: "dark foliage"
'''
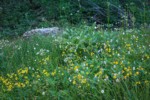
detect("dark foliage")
[0,0,149,38]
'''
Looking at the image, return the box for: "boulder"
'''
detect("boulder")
[23,27,62,38]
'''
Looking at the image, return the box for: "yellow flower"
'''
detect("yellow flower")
[36,75,40,78]
[98,71,103,75]
[43,69,50,77]
[77,74,82,80]
[7,84,13,91]
[90,65,94,67]
[91,52,94,56]
[7,74,13,79]
[126,73,130,77]
[25,80,29,85]
[126,44,131,47]
[15,82,25,88]
[135,72,139,75]
[81,79,87,84]
[15,76,18,80]
[113,61,118,65]
[73,80,76,85]
[45,56,50,61]
[135,81,141,85]
[51,70,56,76]
[113,75,117,79]
[17,68,28,75]
[145,80,149,84]
[106,48,111,52]
[124,76,127,79]
[74,66,79,71]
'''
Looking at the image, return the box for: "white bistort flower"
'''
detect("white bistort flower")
[101,89,104,94]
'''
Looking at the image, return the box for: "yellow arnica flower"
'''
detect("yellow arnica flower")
[91,52,94,56]
[136,72,139,75]
[113,75,117,79]
[73,80,76,85]
[45,56,50,61]
[51,70,56,76]
[145,80,149,84]
[7,84,13,91]
[77,74,82,80]
[135,81,141,85]
[43,69,50,76]
[113,61,118,65]
[106,48,111,52]
[81,79,87,84]
[74,66,79,71]
[126,44,131,47]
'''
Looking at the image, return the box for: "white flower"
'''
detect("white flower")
[113,65,116,68]
[32,68,35,70]
[75,69,79,72]
[94,26,97,29]
[116,78,120,82]
[36,43,39,46]
[128,51,130,54]
[104,61,106,65]
[42,92,45,95]
[110,39,113,42]
[101,89,104,94]
[98,50,101,53]
[83,63,86,66]
[133,67,135,70]
[68,77,72,82]
[46,50,49,52]
[104,78,107,81]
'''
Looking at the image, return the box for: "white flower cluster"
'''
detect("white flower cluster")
[36,49,49,56]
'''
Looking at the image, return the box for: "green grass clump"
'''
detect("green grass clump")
[0,25,149,99]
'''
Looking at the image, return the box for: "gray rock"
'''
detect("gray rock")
[23,27,62,38]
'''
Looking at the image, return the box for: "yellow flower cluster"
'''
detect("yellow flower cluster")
[95,68,103,77]
[42,69,50,77]
[51,70,56,76]
[74,66,79,72]
[17,67,28,75]
[113,61,119,65]
[0,67,29,91]
[39,56,50,65]
[72,74,87,85]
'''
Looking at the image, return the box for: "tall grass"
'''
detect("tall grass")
[0,24,149,99]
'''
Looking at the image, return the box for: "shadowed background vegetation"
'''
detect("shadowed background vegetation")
[0,0,149,38]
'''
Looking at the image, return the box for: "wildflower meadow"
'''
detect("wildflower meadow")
[0,25,149,99]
